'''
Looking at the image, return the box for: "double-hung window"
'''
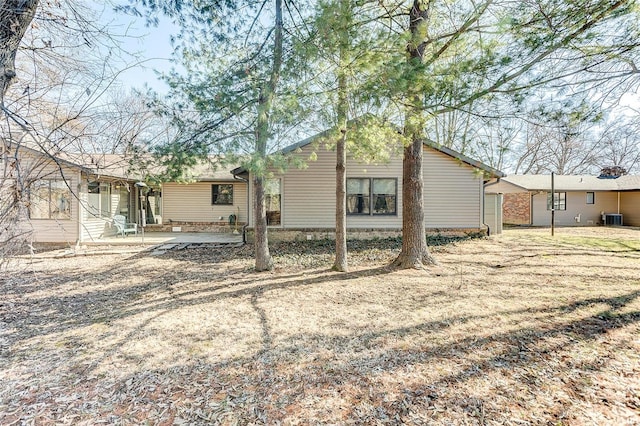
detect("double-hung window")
[547,192,566,211]
[347,178,397,215]
[30,179,71,220]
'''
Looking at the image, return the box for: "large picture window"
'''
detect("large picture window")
[547,192,566,211]
[88,182,111,218]
[347,178,397,215]
[30,179,71,220]
[212,184,233,205]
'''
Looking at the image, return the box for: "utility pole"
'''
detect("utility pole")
[551,172,555,236]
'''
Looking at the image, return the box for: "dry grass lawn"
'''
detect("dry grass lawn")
[1,227,639,425]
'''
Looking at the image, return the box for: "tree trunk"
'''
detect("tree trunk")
[0,0,39,104]
[332,7,349,272]
[392,0,437,269]
[391,135,437,268]
[333,126,347,272]
[252,0,283,271]
[253,175,272,271]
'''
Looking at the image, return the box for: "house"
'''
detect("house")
[485,174,640,227]
[2,142,249,244]
[1,143,148,244]
[227,137,505,240]
[155,161,248,232]
[3,134,504,244]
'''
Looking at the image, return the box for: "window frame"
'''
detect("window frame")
[586,192,595,205]
[265,178,281,226]
[547,192,567,211]
[87,181,111,218]
[347,177,398,216]
[211,183,234,205]
[29,179,72,220]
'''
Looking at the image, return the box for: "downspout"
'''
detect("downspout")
[481,179,490,236]
[530,192,534,226]
[617,192,620,214]
[233,173,249,245]
[76,170,83,247]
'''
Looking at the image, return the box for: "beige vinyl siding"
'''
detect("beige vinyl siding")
[162,181,248,223]
[248,143,485,230]
[249,145,405,229]
[278,147,336,228]
[484,179,527,194]
[532,191,619,226]
[25,162,80,243]
[620,192,640,226]
[423,147,483,228]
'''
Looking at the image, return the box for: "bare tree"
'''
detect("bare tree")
[1,1,144,265]
[597,116,640,174]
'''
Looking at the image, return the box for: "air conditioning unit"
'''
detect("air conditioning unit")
[604,214,623,226]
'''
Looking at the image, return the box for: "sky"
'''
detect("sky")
[100,4,180,94]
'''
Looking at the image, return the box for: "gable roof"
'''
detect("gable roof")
[4,142,94,175]
[423,141,505,178]
[231,131,505,178]
[492,174,640,192]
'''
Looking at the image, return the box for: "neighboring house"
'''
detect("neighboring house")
[230,137,505,239]
[485,174,640,227]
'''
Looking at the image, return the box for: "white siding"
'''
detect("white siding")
[162,182,248,224]
[79,181,130,241]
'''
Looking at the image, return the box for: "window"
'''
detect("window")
[212,184,233,205]
[347,178,397,215]
[87,181,111,218]
[547,192,566,211]
[347,178,370,214]
[30,179,71,220]
[265,178,281,226]
[586,192,595,204]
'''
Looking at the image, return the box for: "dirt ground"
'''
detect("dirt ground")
[1,227,639,425]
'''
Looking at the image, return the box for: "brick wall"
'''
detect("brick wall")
[245,227,487,243]
[503,192,530,225]
[146,221,245,233]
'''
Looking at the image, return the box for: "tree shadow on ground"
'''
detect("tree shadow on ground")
[2,234,639,424]
[4,288,637,424]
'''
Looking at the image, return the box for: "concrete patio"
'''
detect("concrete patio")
[84,231,244,246]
